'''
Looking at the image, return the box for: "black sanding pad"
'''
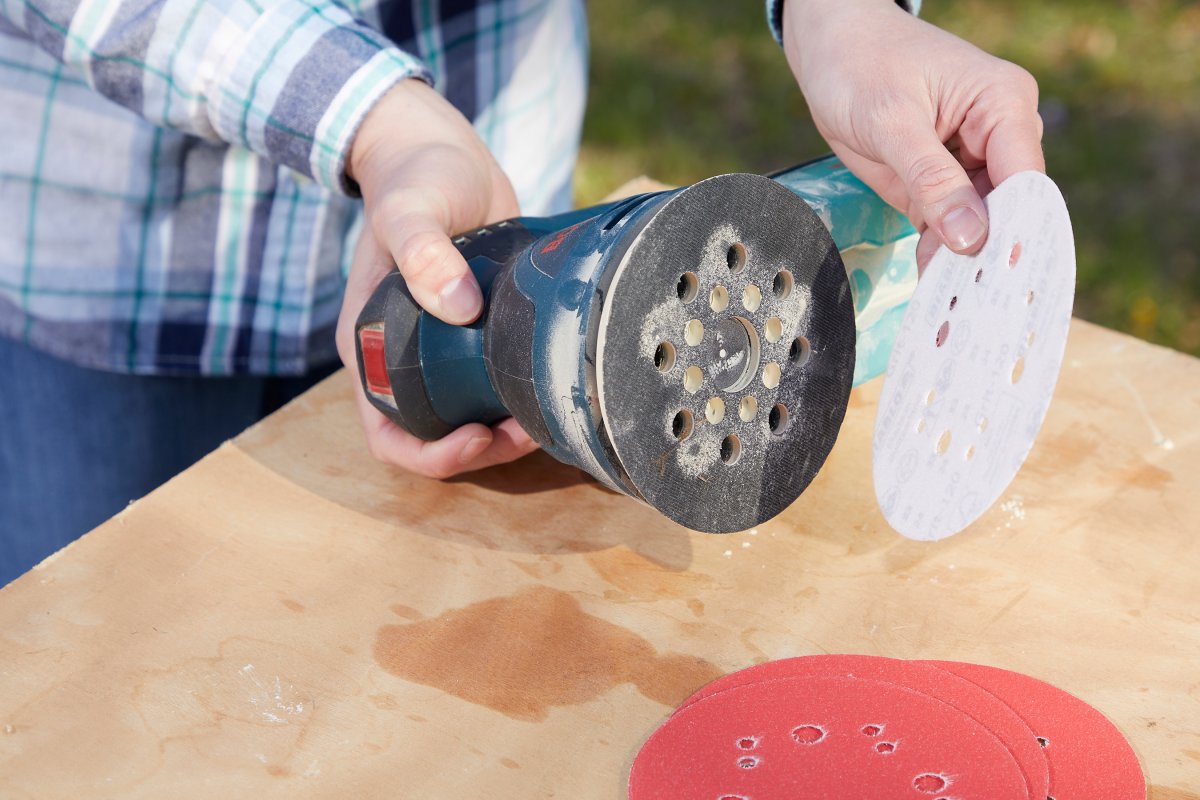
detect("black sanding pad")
[596,174,855,532]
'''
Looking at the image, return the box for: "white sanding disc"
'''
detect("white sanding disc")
[873,172,1076,540]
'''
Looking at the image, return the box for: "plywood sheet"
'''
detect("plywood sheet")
[0,320,1196,799]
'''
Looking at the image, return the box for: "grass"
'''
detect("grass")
[577,0,1200,355]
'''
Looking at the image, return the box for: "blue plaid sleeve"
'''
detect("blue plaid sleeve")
[2,0,431,193]
[765,0,920,44]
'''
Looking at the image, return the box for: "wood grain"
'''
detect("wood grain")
[0,319,1196,798]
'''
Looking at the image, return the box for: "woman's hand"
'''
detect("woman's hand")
[783,0,1045,269]
[335,79,538,478]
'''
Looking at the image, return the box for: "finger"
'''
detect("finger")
[916,227,940,276]
[350,384,500,478]
[879,125,989,255]
[374,208,482,326]
[458,417,540,472]
[336,231,394,369]
[915,168,997,277]
[983,112,1045,189]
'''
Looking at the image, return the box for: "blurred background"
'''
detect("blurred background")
[575,0,1200,356]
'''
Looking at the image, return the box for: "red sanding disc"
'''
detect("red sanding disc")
[629,675,1029,800]
[924,661,1146,800]
[675,654,1048,799]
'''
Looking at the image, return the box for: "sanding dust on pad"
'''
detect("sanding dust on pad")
[925,661,1147,800]
[673,654,1049,799]
[629,675,1030,800]
[874,172,1076,540]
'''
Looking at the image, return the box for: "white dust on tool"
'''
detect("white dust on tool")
[544,248,625,492]
[638,223,814,479]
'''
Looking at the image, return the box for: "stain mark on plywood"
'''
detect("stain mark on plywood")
[373,587,722,721]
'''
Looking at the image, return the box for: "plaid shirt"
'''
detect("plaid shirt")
[0,0,915,376]
[0,0,587,375]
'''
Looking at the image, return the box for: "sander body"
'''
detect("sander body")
[355,156,916,532]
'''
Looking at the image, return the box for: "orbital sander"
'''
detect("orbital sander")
[355,156,917,533]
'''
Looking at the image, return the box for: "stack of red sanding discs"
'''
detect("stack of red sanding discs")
[628,655,1144,799]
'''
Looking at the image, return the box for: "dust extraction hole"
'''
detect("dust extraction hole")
[710,285,730,312]
[742,284,762,312]
[936,321,950,348]
[654,342,676,373]
[683,366,703,393]
[769,403,790,435]
[1011,356,1025,384]
[705,396,726,425]
[790,336,811,366]
[762,362,781,389]
[773,270,794,300]
[684,319,704,346]
[727,243,747,273]
[739,395,759,422]
[764,317,783,343]
[720,435,742,464]
[671,410,693,440]
[677,272,699,303]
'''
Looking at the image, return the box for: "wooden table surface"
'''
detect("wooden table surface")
[0,319,1197,799]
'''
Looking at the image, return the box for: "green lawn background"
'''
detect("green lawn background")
[576,1,1200,356]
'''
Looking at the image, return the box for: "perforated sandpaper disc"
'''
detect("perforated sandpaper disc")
[874,172,1076,540]
[629,675,1029,800]
[674,654,1049,799]
[597,174,856,533]
[925,661,1147,799]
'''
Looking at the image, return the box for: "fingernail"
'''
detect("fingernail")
[438,277,482,324]
[459,435,490,464]
[939,206,987,251]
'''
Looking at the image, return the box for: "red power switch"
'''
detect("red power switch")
[358,325,393,399]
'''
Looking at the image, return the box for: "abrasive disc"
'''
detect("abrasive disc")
[873,172,1075,540]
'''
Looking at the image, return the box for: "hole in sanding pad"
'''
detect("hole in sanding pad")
[684,319,704,346]
[654,342,676,373]
[683,366,703,394]
[764,317,783,344]
[720,435,742,465]
[739,396,758,422]
[677,272,699,303]
[789,336,811,366]
[705,397,726,425]
[762,362,781,389]
[742,284,762,312]
[710,285,730,312]
[671,410,693,441]
[727,243,747,273]
[773,270,794,300]
[769,403,790,435]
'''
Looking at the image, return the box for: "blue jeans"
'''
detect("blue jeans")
[0,336,336,587]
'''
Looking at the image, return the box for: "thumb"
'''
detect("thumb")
[372,187,483,326]
[885,127,989,255]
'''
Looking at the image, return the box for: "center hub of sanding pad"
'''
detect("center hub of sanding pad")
[707,317,760,392]
[595,173,857,533]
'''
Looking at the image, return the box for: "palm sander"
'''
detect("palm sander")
[355,156,916,533]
